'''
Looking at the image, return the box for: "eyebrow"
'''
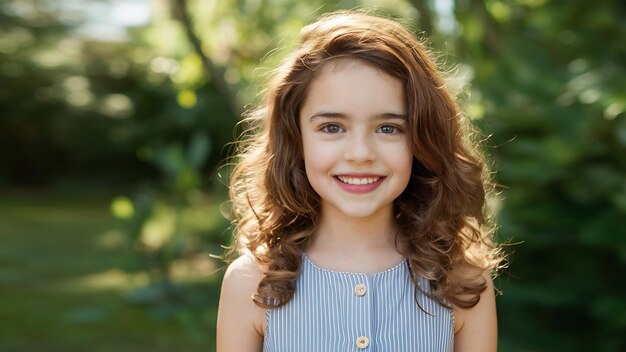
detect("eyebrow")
[308,111,408,121]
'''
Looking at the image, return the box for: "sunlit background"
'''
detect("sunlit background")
[1,0,625,351]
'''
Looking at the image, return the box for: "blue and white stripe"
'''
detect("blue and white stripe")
[263,254,454,351]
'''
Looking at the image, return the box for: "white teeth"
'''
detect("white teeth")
[337,176,380,185]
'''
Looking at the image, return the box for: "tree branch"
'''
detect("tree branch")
[172,0,242,118]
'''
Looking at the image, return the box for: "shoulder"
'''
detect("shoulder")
[223,254,265,290]
[217,254,266,351]
[453,271,497,352]
[220,254,266,313]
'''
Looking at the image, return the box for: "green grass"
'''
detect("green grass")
[0,189,224,352]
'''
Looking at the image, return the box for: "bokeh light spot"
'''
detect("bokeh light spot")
[111,196,134,219]
[177,89,197,109]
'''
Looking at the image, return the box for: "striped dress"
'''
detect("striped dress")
[263,254,454,351]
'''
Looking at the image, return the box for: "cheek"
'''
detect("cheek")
[393,144,414,182]
[303,146,332,176]
[302,153,328,198]
[302,131,335,167]
[302,137,327,180]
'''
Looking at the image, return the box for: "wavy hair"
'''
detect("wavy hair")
[227,10,504,309]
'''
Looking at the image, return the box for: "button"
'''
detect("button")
[354,283,367,296]
[356,336,369,349]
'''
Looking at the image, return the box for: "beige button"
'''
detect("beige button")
[354,283,367,296]
[356,336,369,349]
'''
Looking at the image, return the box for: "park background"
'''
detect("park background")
[1,0,624,351]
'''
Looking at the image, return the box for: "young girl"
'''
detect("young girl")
[217,10,503,352]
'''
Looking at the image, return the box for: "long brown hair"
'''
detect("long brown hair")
[227,10,504,309]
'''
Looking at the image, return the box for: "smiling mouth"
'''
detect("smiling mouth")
[336,176,381,185]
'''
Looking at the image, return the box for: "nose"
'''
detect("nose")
[344,133,376,162]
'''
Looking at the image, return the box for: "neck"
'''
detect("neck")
[311,204,398,251]
[305,203,404,273]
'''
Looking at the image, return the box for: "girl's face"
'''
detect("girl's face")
[299,59,413,221]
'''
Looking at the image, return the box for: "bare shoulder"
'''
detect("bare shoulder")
[217,254,266,352]
[222,254,264,291]
[453,271,498,352]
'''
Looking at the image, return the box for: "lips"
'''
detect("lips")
[334,174,384,194]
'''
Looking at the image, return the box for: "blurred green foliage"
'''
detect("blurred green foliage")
[0,190,229,351]
[462,1,626,350]
[1,0,625,351]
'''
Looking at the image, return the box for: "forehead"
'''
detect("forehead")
[301,58,406,115]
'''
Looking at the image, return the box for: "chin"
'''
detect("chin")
[337,205,381,219]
